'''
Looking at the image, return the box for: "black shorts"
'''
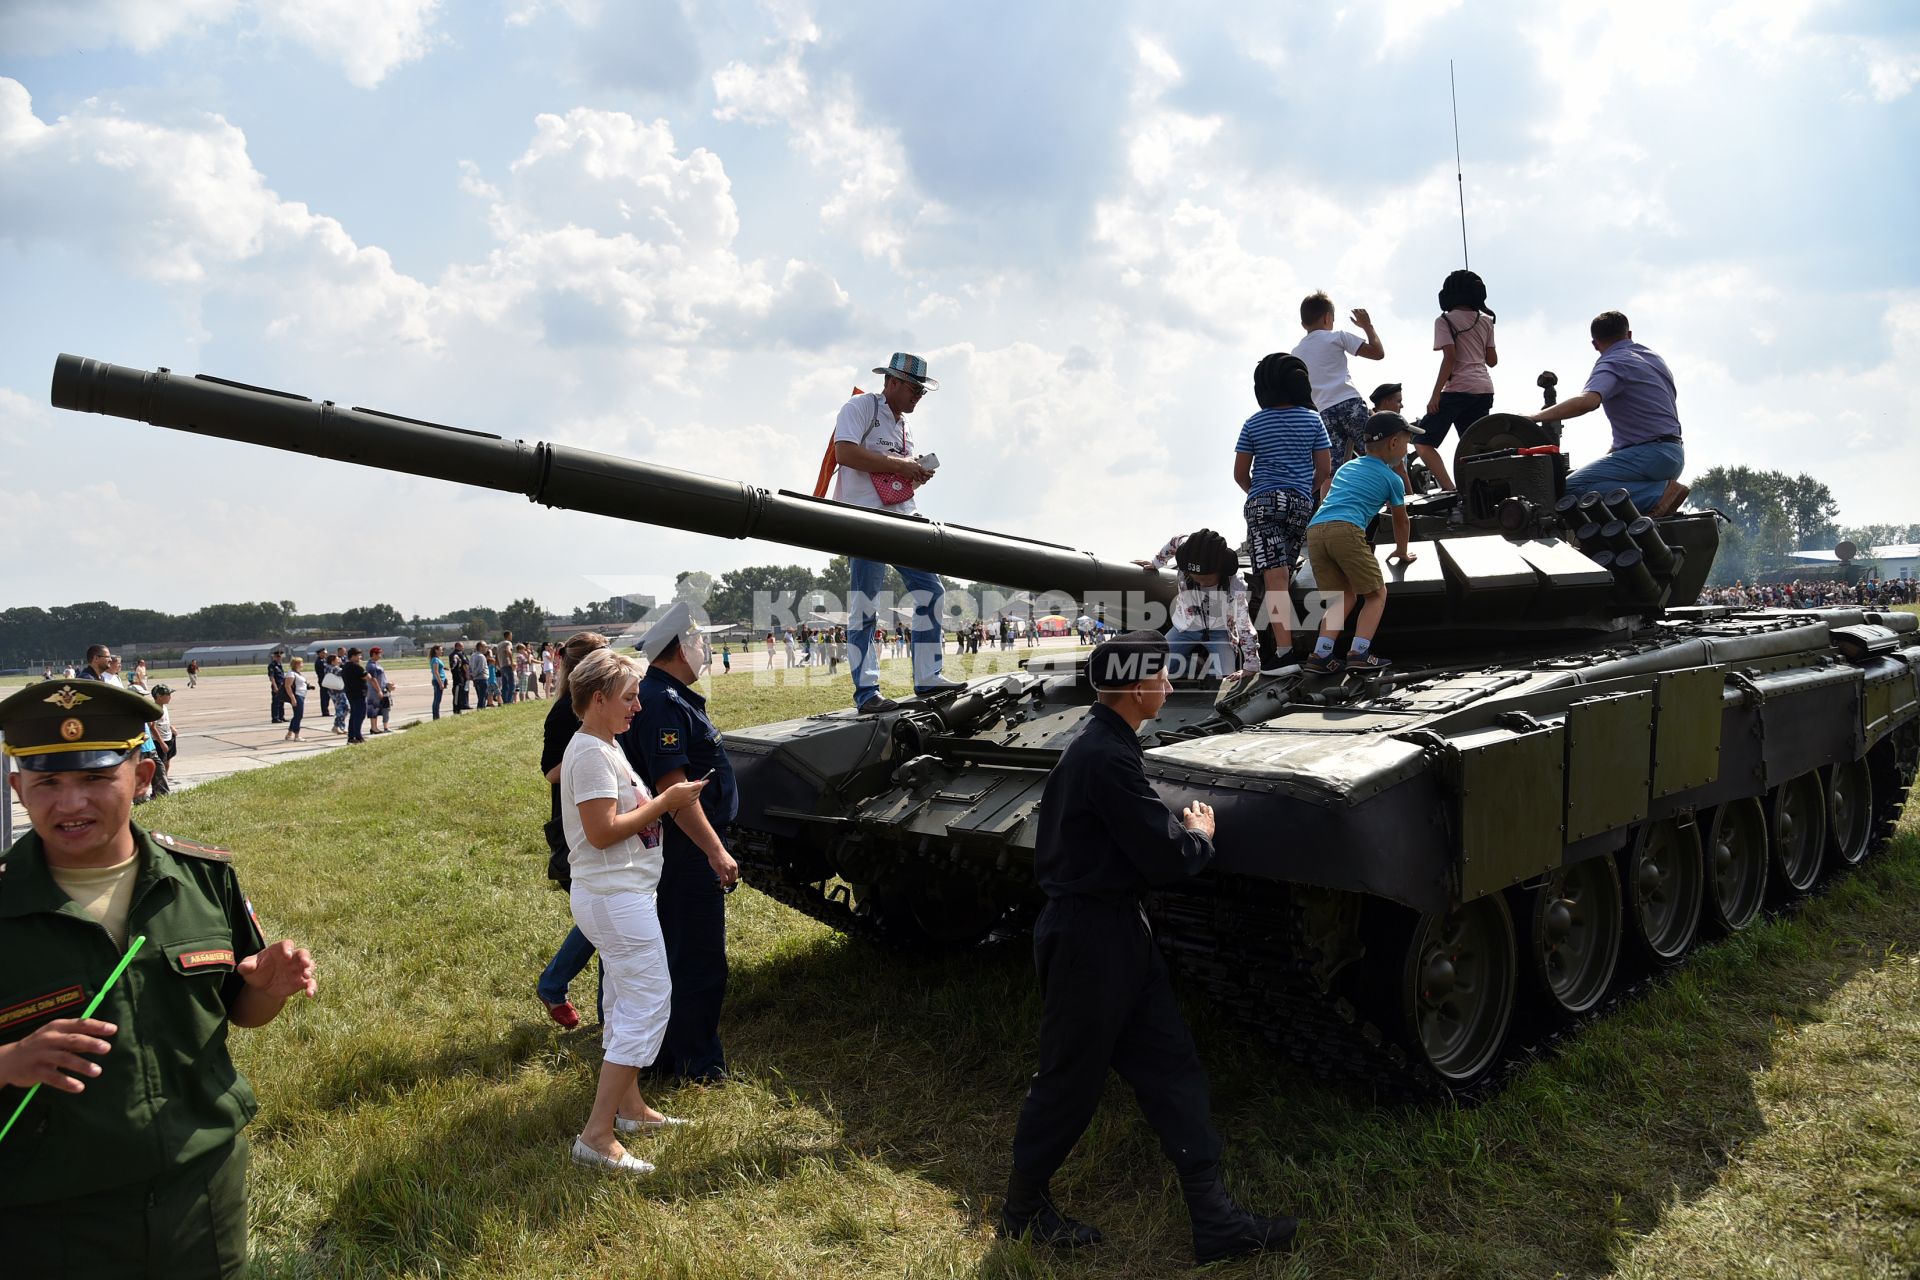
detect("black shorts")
[1417,391,1494,447]
[1244,489,1314,573]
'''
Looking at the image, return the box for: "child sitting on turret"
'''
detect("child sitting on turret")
[1302,413,1421,674]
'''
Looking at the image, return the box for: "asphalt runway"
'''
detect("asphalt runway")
[3,670,448,839]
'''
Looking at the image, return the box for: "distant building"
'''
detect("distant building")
[1786,544,1920,580]
[300,635,415,658]
[182,636,417,666]
[180,640,296,667]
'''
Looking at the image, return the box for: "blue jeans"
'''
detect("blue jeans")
[1166,625,1234,680]
[538,925,601,1019]
[501,673,515,704]
[847,558,946,705]
[1565,440,1684,513]
[346,695,367,743]
[287,693,305,735]
[431,681,443,719]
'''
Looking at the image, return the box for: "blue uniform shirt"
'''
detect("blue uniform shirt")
[621,665,739,837]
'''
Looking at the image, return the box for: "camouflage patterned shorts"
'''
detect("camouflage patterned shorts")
[1320,396,1371,463]
[1244,489,1313,573]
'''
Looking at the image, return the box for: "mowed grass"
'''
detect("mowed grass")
[125,664,1920,1280]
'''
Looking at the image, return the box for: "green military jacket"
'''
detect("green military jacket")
[0,824,265,1206]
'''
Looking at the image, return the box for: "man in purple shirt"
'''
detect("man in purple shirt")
[1530,310,1688,516]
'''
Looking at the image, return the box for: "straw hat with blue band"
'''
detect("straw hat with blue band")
[0,680,157,772]
[872,352,938,391]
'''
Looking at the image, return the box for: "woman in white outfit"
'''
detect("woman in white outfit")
[562,647,707,1173]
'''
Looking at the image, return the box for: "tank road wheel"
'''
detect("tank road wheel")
[1702,797,1770,936]
[1517,857,1622,1016]
[1824,757,1874,871]
[1619,817,1704,968]
[1399,894,1518,1089]
[1767,771,1828,899]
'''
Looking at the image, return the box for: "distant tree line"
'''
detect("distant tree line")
[0,597,556,669]
[1688,465,1913,585]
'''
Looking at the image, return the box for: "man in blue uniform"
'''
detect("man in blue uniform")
[1000,630,1297,1265]
[0,678,316,1278]
[620,602,742,1083]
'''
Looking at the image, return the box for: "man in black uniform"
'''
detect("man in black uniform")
[620,602,741,1082]
[266,648,286,724]
[0,678,316,1278]
[1000,630,1297,1265]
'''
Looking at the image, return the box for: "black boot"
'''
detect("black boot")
[998,1181,1104,1250]
[1183,1172,1297,1265]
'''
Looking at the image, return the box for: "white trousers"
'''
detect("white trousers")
[569,886,672,1069]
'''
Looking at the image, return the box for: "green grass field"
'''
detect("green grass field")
[123,668,1920,1279]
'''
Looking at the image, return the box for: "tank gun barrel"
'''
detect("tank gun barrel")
[51,355,1171,606]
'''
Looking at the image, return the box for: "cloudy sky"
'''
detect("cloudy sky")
[2,0,1916,617]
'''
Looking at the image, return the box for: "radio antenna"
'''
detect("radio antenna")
[1450,60,1469,268]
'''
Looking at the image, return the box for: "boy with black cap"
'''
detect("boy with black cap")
[0,679,316,1277]
[1000,630,1297,1264]
[1302,412,1421,674]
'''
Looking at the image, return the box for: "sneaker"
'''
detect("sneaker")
[540,995,581,1029]
[1302,653,1342,676]
[856,695,900,715]
[1345,652,1393,673]
[569,1136,653,1175]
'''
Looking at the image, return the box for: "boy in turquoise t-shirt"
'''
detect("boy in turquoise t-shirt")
[1302,413,1422,674]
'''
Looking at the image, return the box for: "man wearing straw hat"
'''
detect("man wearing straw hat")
[830,352,966,713]
[0,678,316,1277]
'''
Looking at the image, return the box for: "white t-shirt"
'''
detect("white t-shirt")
[831,392,916,514]
[560,730,663,894]
[1290,328,1367,411]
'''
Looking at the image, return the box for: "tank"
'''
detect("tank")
[51,354,1920,1093]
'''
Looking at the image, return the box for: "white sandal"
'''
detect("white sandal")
[570,1136,654,1174]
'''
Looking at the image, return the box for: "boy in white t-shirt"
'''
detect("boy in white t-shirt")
[1290,291,1385,465]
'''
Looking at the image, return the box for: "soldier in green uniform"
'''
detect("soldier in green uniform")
[0,679,316,1279]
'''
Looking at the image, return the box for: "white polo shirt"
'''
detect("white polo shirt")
[831,392,916,515]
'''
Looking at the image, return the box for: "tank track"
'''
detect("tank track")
[1148,880,1440,1096]
[731,831,892,945]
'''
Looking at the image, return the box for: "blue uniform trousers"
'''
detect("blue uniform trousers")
[653,835,729,1080]
[1010,897,1222,1190]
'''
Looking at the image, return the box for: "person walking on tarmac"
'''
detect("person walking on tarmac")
[0,678,317,1277]
[620,602,742,1083]
[999,630,1297,1264]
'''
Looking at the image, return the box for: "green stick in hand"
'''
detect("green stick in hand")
[0,934,146,1146]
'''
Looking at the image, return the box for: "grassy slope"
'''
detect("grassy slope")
[126,665,1920,1280]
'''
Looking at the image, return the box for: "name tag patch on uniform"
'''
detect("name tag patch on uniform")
[659,729,680,750]
[178,949,236,970]
[0,984,85,1031]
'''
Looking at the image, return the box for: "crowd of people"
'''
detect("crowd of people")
[1699,577,1917,610]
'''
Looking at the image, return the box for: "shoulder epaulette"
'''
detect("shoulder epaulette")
[152,831,234,863]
